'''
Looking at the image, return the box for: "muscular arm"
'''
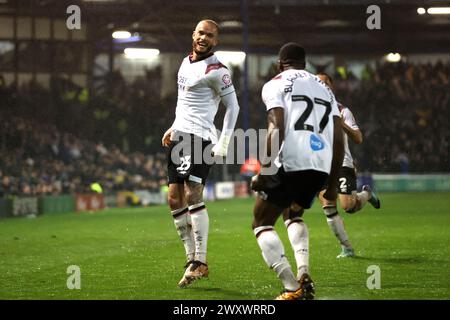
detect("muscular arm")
[251,107,284,191]
[341,120,363,144]
[323,116,345,201]
[262,107,285,171]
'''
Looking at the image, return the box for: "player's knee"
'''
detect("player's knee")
[283,207,304,221]
[252,213,264,229]
[186,190,203,206]
[340,197,356,213]
[168,197,182,210]
[252,218,274,230]
[342,203,356,213]
[167,194,183,210]
[252,212,277,228]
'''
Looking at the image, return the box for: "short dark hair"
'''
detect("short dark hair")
[316,72,333,84]
[278,42,306,65]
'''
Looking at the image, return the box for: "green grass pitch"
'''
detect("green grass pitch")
[0,192,449,300]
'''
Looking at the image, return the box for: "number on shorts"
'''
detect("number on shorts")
[339,177,347,193]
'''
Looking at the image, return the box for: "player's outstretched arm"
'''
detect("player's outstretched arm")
[323,116,345,201]
[251,107,284,191]
[211,92,240,157]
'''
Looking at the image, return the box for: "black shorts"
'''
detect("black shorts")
[259,168,329,209]
[167,133,213,185]
[338,166,357,195]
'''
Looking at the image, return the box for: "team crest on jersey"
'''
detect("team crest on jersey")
[310,134,325,151]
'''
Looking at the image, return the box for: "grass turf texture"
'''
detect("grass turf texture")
[0,192,449,300]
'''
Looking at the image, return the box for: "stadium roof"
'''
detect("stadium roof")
[2,0,450,54]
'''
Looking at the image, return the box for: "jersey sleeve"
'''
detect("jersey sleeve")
[329,91,340,119]
[208,66,236,97]
[341,108,359,130]
[261,80,284,111]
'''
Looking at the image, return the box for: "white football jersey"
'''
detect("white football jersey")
[262,69,340,174]
[171,53,236,142]
[339,103,359,169]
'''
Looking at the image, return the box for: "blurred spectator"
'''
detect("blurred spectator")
[0,60,449,196]
[331,61,449,173]
[0,116,167,196]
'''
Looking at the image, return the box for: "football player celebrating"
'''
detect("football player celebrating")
[161,20,240,288]
[251,43,344,300]
[316,73,381,258]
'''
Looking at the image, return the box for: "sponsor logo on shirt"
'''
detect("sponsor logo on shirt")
[178,76,188,91]
[310,134,325,151]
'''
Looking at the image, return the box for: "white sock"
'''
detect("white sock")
[172,207,195,262]
[254,226,299,291]
[189,202,209,264]
[323,206,352,249]
[354,191,370,212]
[285,218,309,279]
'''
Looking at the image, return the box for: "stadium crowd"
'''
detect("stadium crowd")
[0,60,449,196]
[0,116,167,197]
[331,61,450,173]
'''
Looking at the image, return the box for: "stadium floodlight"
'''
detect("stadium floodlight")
[386,53,401,63]
[215,51,246,65]
[112,31,131,39]
[417,8,426,15]
[427,7,450,14]
[219,21,243,28]
[124,48,160,59]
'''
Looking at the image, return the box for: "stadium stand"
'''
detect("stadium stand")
[1,60,449,197]
[332,61,450,173]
